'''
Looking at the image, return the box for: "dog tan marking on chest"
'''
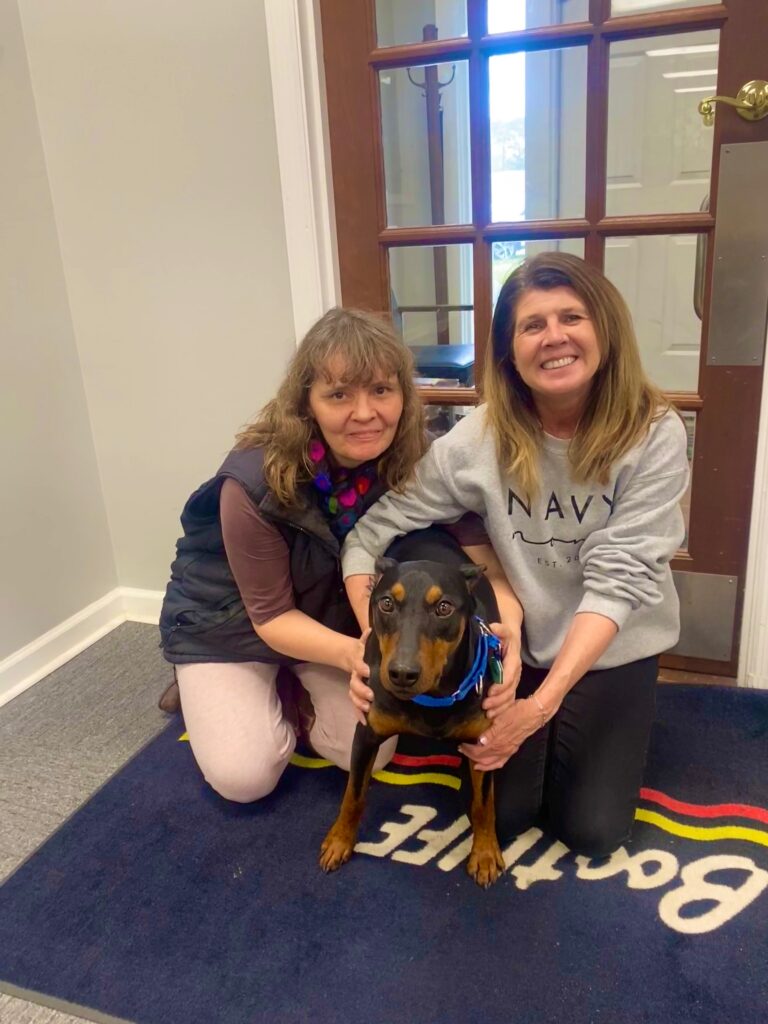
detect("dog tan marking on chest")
[367,706,417,738]
[444,714,489,742]
[391,582,406,603]
[425,585,442,605]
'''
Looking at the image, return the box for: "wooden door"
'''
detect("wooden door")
[318,0,768,677]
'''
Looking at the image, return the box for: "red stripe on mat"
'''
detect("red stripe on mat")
[640,787,768,824]
[392,753,462,768]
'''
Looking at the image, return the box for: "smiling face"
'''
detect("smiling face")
[307,357,404,468]
[511,286,602,417]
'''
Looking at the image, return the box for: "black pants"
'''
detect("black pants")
[492,656,658,858]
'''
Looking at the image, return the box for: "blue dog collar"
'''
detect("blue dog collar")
[412,617,503,708]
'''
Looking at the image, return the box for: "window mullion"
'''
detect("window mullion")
[585,3,609,266]
[468,1,490,380]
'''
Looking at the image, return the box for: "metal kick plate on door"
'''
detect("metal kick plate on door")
[707,140,768,367]
[668,571,737,662]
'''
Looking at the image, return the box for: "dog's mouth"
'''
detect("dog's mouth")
[386,687,419,701]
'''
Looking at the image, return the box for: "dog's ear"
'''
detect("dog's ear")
[459,562,486,591]
[375,556,398,577]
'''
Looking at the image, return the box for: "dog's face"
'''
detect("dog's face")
[370,557,485,700]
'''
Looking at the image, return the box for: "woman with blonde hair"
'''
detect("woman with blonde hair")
[159,307,431,802]
[344,253,689,858]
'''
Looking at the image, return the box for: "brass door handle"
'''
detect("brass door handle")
[698,80,768,126]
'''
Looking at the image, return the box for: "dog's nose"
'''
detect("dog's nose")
[388,663,421,688]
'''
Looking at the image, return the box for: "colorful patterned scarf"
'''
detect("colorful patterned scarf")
[309,438,379,540]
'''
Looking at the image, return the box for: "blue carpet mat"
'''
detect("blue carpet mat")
[1,685,767,1024]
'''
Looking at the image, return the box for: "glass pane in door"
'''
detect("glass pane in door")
[612,0,719,14]
[380,62,471,227]
[604,234,705,392]
[492,238,585,306]
[423,402,475,438]
[389,244,475,387]
[490,48,587,222]
[376,0,466,48]
[606,31,719,216]
[488,0,589,33]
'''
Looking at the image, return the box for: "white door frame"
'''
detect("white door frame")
[263,0,341,339]
[264,0,768,688]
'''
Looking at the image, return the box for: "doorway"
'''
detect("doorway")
[316,0,768,677]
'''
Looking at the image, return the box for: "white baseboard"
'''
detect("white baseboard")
[742,671,768,689]
[121,587,164,625]
[0,587,165,709]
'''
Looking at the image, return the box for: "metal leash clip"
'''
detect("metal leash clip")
[474,618,502,695]
[475,672,485,697]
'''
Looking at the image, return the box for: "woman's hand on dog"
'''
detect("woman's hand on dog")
[459,696,542,771]
[349,629,373,725]
[481,622,522,720]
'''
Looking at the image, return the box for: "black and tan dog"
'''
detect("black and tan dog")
[319,555,506,887]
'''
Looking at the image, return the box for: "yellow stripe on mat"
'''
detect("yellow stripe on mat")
[179,740,332,771]
[289,756,460,787]
[635,808,768,848]
[372,769,461,790]
[179,735,331,770]
[290,753,333,768]
[181,738,459,788]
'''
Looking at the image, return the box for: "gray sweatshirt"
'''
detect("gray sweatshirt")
[342,405,689,670]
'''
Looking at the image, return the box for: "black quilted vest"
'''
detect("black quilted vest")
[158,447,383,665]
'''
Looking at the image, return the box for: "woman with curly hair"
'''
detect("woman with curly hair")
[158,308,432,802]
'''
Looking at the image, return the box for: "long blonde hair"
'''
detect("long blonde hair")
[484,252,669,500]
[235,307,427,506]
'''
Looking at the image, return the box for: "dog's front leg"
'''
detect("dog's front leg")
[319,723,383,872]
[466,767,505,888]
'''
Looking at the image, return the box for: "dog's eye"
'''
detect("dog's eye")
[435,600,454,618]
[377,595,395,614]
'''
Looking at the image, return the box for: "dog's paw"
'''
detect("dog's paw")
[467,841,505,888]
[319,829,354,873]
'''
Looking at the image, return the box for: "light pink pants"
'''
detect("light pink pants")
[176,661,396,803]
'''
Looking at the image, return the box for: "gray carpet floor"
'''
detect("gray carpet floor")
[0,622,174,1024]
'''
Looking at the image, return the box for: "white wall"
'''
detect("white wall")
[18,0,295,592]
[0,0,117,663]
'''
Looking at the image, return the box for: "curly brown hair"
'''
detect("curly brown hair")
[235,307,427,506]
[484,252,670,500]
